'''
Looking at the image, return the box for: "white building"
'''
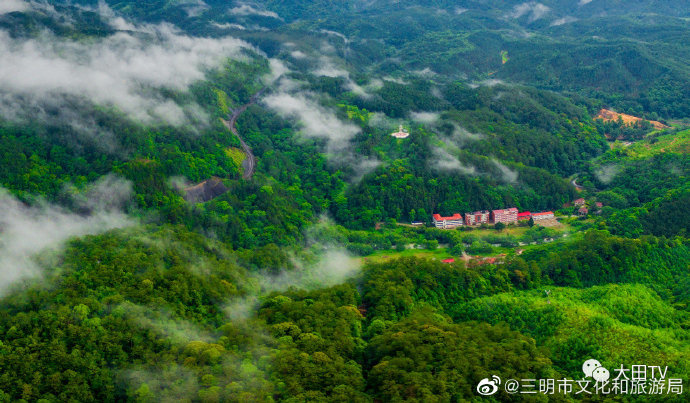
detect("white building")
[391,124,410,139]
[532,211,554,220]
[432,213,464,229]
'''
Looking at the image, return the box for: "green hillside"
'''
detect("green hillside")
[0,1,688,401]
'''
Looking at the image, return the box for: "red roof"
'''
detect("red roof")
[442,258,455,263]
[492,207,518,214]
[433,213,462,221]
[517,212,531,217]
[532,211,554,217]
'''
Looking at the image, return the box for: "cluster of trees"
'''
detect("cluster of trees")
[341,159,575,229]
[604,186,690,238]
[2,3,689,401]
[593,117,655,141]
[0,226,255,401]
[575,130,689,238]
[451,284,690,379]
[0,222,688,401]
[344,81,606,176]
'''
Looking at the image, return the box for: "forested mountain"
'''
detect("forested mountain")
[0,0,688,401]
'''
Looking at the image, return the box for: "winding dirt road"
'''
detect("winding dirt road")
[221,89,266,180]
[570,176,584,192]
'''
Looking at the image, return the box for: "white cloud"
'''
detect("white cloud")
[0,19,251,128]
[595,164,622,184]
[265,58,289,84]
[261,249,361,293]
[492,159,519,183]
[263,77,379,177]
[469,78,506,89]
[313,56,350,78]
[94,1,136,31]
[579,0,593,5]
[123,366,199,403]
[319,29,349,43]
[178,0,209,17]
[0,0,28,15]
[290,50,307,59]
[447,123,484,144]
[0,177,134,296]
[410,111,439,124]
[508,2,551,23]
[228,4,281,19]
[550,16,578,26]
[414,67,437,77]
[383,76,408,85]
[263,89,360,151]
[367,112,392,129]
[311,55,374,98]
[432,147,477,175]
[119,302,214,343]
[224,295,260,321]
[212,22,246,30]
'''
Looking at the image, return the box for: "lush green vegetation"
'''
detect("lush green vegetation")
[4,225,686,401]
[0,1,689,401]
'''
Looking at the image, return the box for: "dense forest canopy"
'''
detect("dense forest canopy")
[0,0,688,401]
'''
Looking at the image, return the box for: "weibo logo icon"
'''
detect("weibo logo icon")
[476,375,501,396]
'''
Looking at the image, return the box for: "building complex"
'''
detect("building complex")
[491,208,518,224]
[431,208,555,229]
[432,213,464,229]
[464,210,490,226]
[531,211,554,221]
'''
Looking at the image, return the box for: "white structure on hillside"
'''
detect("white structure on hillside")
[391,124,409,139]
[532,211,555,220]
[433,213,464,229]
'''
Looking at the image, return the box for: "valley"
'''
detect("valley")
[0,1,688,401]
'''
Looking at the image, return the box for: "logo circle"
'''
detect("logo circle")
[476,377,500,396]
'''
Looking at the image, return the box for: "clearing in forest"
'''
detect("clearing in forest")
[595,109,668,130]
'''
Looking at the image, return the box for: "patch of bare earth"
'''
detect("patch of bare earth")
[595,109,668,130]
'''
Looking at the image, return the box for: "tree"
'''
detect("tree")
[449,244,464,256]
[417,208,428,223]
[494,222,506,231]
[528,217,535,227]
[365,310,554,402]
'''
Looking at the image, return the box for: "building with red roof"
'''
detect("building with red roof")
[517,211,531,220]
[441,258,455,264]
[491,207,518,224]
[464,210,490,226]
[532,211,554,221]
[432,213,464,229]
[574,198,586,206]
